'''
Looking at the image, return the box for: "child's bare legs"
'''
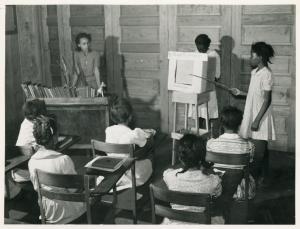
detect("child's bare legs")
[250,139,269,185]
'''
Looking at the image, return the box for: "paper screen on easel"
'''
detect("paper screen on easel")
[175,60,194,85]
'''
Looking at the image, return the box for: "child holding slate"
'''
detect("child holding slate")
[230,41,276,186]
[104,97,154,191]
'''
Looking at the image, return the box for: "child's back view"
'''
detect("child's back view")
[105,97,153,190]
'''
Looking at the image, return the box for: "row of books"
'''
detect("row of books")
[21,82,98,98]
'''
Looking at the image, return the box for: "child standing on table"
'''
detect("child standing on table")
[104,97,154,191]
[230,41,276,186]
[189,34,221,132]
[72,33,101,90]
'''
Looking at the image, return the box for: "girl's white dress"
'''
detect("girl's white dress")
[239,67,276,141]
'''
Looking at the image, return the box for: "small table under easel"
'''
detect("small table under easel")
[171,90,212,166]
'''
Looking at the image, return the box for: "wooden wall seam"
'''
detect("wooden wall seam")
[57,5,72,86]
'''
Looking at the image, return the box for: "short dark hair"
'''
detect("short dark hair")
[110,97,133,125]
[220,106,243,132]
[195,34,211,48]
[251,42,275,67]
[23,99,47,121]
[177,134,211,174]
[75,33,92,51]
[33,116,53,146]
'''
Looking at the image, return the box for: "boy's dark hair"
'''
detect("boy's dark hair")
[220,106,243,132]
[195,34,211,49]
[177,134,212,175]
[110,97,133,125]
[23,99,47,121]
[251,42,275,67]
[33,116,53,147]
[75,33,92,51]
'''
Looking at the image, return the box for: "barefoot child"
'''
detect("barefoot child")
[230,41,276,186]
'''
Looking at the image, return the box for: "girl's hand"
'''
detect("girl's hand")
[230,88,241,96]
[251,120,260,131]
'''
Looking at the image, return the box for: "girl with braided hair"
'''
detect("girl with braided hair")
[28,116,86,224]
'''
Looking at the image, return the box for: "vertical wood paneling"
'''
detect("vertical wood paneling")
[57,5,72,86]
[16,6,44,83]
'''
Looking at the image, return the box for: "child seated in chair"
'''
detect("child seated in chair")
[28,116,86,224]
[104,97,154,191]
[163,134,224,224]
[206,106,255,223]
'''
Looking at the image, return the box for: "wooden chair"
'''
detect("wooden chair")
[35,169,94,224]
[205,151,250,223]
[90,139,154,224]
[149,183,212,224]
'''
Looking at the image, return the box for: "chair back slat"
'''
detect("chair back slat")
[40,189,85,202]
[35,169,84,189]
[150,183,211,224]
[155,205,209,224]
[206,151,249,165]
[151,184,210,206]
[91,139,134,157]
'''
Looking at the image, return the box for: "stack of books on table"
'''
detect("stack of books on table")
[21,82,98,99]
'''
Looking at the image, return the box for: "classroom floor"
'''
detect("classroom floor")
[5,136,295,224]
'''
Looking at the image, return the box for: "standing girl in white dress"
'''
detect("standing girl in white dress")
[230,42,276,186]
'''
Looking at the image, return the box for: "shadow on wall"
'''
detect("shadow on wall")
[104,36,161,131]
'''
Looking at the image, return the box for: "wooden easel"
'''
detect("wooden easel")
[171,90,211,166]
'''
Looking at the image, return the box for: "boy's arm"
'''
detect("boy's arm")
[251,90,272,131]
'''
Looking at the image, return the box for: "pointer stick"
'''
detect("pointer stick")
[189,74,232,91]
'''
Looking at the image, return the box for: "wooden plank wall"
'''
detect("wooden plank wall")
[231,5,295,152]
[46,6,60,86]
[5,24,23,146]
[119,6,161,129]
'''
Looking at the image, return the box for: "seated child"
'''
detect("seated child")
[206,106,255,222]
[163,134,224,224]
[28,115,86,224]
[104,97,154,191]
[12,99,48,183]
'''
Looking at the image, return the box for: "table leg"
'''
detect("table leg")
[172,102,177,166]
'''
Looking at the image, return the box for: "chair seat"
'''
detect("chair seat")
[101,188,146,210]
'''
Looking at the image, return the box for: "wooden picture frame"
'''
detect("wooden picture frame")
[6,6,17,34]
[167,51,208,94]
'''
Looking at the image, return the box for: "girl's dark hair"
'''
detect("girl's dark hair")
[110,97,133,125]
[23,99,47,121]
[220,106,243,132]
[75,33,92,51]
[33,116,53,147]
[251,42,275,67]
[177,134,212,175]
[195,34,211,49]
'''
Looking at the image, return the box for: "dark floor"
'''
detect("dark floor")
[5,135,295,224]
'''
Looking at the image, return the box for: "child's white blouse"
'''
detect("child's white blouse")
[104,124,153,191]
[239,67,276,140]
